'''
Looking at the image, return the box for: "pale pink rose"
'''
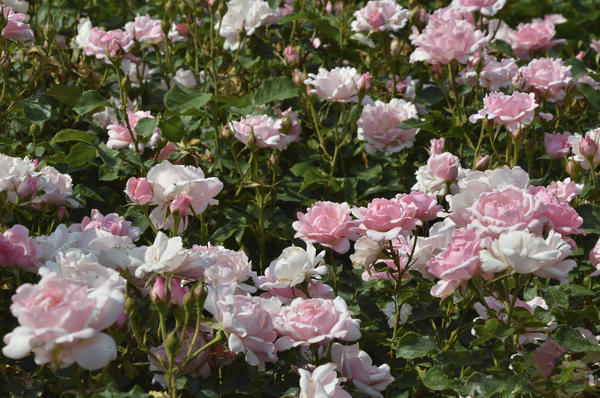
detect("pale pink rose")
[283,46,299,65]
[255,268,333,304]
[125,177,153,205]
[469,91,539,133]
[312,37,322,48]
[71,209,140,241]
[428,229,482,299]
[149,327,212,386]
[385,76,417,99]
[507,14,567,59]
[168,22,189,42]
[567,129,600,170]
[0,153,37,203]
[590,238,600,277]
[429,138,445,155]
[332,343,394,397]
[357,99,419,154]
[466,186,545,239]
[410,19,487,65]
[169,192,192,215]
[170,68,197,89]
[124,14,165,44]
[217,294,278,367]
[35,166,76,207]
[544,132,571,158]
[157,142,179,161]
[474,155,490,170]
[2,272,124,370]
[304,67,363,103]
[1,5,33,41]
[479,58,518,91]
[107,110,161,151]
[352,195,421,241]
[293,202,357,254]
[350,0,409,32]
[0,225,37,268]
[298,363,351,398]
[230,108,301,151]
[403,191,443,222]
[480,230,576,283]
[546,178,582,203]
[412,152,462,195]
[17,174,38,199]
[83,27,134,63]
[451,0,506,16]
[529,186,583,237]
[533,339,565,377]
[219,0,280,51]
[260,243,327,289]
[150,275,188,305]
[195,244,255,291]
[592,39,600,53]
[427,7,474,27]
[274,297,361,350]
[519,58,573,102]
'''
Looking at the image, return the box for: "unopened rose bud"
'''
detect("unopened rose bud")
[269,153,278,167]
[358,72,372,92]
[284,46,300,65]
[581,136,598,158]
[221,124,233,140]
[150,276,189,306]
[58,206,69,221]
[576,51,585,60]
[429,138,445,156]
[312,37,321,49]
[474,155,490,170]
[125,177,153,205]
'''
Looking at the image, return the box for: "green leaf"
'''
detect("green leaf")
[135,117,160,141]
[541,285,569,309]
[164,85,211,112]
[564,58,588,78]
[395,332,437,360]
[213,95,252,108]
[73,184,104,202]
[24,97,52,123]
[65,142,96,167]
[75,90,112,115]
[417,86,445,106]
[290,162,314,177]
[422,367,451,391]
[159,116,184,142]
[46,85,82,106]
[253,77,299,105]
[578,83,600,111]
[554,326,600,352]
[52,129,95,145]
[278,10,309,24]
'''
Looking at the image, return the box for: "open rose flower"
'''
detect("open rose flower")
[0,224,38,269]
[518,58,573,102]
[219,0,279,50]
[357,99,419,155]
[480,57,519,91]
[546,178,582,203]
[304,67,365,103]
[450,0,506,16]
[82,27,134,63]
[107,110,161,151]
[0,153,37,203]
[544,132,572,159]
[469,91,545,133]
[197,244,256,292]
[507,14,567,59]
[124,14,164,44]
[1,5,33,41]
[298,363,351,398]
[230,108,301,150]
[293,201,357,253]
[350,0,409,32]
[274,297,361,349]
[260,243,327,289]
[352,195,420,241]
[69,209,140,241]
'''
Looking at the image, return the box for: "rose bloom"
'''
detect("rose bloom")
[426,6,474,28]
[2,272,124,370]
[70,209,140,241]
[195,244,255,291]
[590,238,600,277]
[480,230,576,283]
[567,129,600,170]
[170,68,198,89]
[255,268,334,304]
[357,99,419,155]
[82,27,134,63]
[149,327,212,387]
[260,243,327,289]
[352,195,421,241]
[350,0,409,32]
[292,201,357,253]
[479,57,519,91]
[412,152,461,196]
[230,109,301,150]
[219,0,279,50]
[107,110,161,151]
[529,186,583,237]
[304,67,364,103]
[450,0,506,16]
[274,297,361,350]
[544,132,571,159]
[402,191,443,221]
[217,294,278,367]
[1,5,33,41]
[332,343,394,397]
[349,236,383,269]
[546,178,582,203]
[469,91,542,133]
[0,224,37,269]
[125,177,153,205]
[124,14,165,44]
[466,185,546,239]
[519,58,573,102]
[507,14,567,59]
[410,19,488,65]
[0,153,36,203]
[427,229,482,299]
[34,165,77,208]
[298,363,351,398]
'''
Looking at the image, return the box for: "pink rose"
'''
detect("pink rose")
[17,174,38,199]
[0,225,37,268]
[590,238,600,277]
[83,27,134,62]
[255,268,333,304]
[546,178,582,203]
[450,0,506,16]
[467,186,546,239]
[169,192,193,215]
[274,297,361,350]
[298,363,351,398]
[125,177,153,205]
[507,14,567,59]
[412,152,462,195]
[352,195,421,241]
[1,5,33,42]
[568,129,600,170]
[107,110,161,151]
[357,99,419,154]
[170,69,197,90]
[149,327,212,386]
[479,58,518,91]
[195,244,254,290]
[304,67,363,103]
[124,14,165,44]
[72,209,140,241]
[427,7,474,27]
[529,186,583,237]
[410,19,487,65]
[283,46,300,65]
[293,201,357,254]
[2,272,124,370]
[230,108,301,151]
[402,191,443,221]
[544,132,571,159]
[469,91,540,133]
[429,138,445,155]
[350,0,409,32]
[331,343,394,397]
[150,275,188,306]
[519,58,573,102]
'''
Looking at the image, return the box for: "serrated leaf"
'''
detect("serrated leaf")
[164,85,211,112]
[135,117,160,141]
[75,90,112,115]
[253,77,299,105]
[159,116,184,142]
[422,367,451,391]
[65,142,96,167]
[554,326,600,352]
[396,332,437,359]
[52,129,95,145]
